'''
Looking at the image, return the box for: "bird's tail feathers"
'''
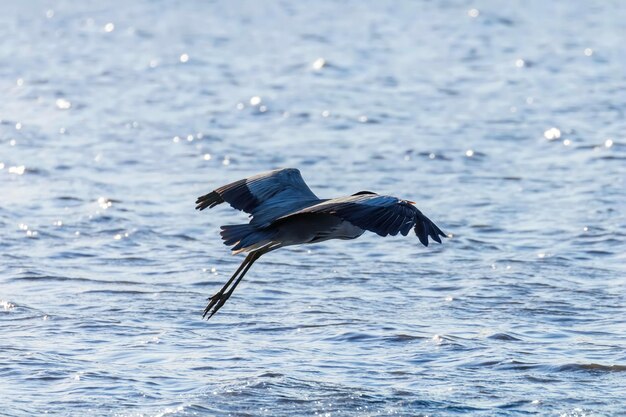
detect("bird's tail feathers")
[220,224,276,253]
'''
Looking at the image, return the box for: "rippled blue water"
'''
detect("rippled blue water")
[2,1,625,416]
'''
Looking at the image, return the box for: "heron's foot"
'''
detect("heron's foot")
[203,291,231,320]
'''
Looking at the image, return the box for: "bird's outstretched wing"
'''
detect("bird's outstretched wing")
[196,168,321,226]
[278,194,446,246]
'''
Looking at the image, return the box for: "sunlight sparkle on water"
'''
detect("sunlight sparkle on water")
[312,57,326,70]
[250,96,262,106]
[56,98,71,110]
[584,48,593,56]
[9,165,25,175]
[97,197,112,209]
[2,300,15,311]
[104,23,115,33]
[468,8,480,18]
[180,53,189,63]
[604,139,613,148]
[544,128,561,140]
[515,59,525,68]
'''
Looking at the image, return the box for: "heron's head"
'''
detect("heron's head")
[352,191,377,196]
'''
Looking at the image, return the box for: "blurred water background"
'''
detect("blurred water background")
[1,1,626,416]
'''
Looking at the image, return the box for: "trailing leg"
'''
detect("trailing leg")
[203,243,281,320]
[203,252,255,319]
[204,252,260,320]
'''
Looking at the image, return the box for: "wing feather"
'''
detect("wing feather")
[378,211,399,236]
[277,193,446,246]
[388,213,404,236]
[196,168,321,225]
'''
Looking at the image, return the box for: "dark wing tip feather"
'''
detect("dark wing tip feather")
[430,226,443,244]
[195,191,224,211]
[414,211,447,246]
[414,220,429,246]
[430,220,447,241]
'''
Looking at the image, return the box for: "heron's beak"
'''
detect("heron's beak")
[407,200,416,205]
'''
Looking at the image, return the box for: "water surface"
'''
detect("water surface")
[1,1,625,416]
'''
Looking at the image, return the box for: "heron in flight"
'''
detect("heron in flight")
[196,168,446,320]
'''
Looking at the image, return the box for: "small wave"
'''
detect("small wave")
[595,155,626,161]
[323,331,377,342]
[257,372,284,378]
[525,375,560,383]
[385,334,426,343]
[56,195,84,201]
[51,251,97,259]
[487,333,521,341]
[8,275,142,286]
[296,321,354,329]
[469,224,505,233]
[496,360,540,371]
[81,289,151,295]
[8,275,95,283]
[555,363,626,373]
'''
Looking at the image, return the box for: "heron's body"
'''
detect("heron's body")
[196,168,445,319]
[273,213,365,247]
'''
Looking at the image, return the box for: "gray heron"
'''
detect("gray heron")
[196,168,446,320]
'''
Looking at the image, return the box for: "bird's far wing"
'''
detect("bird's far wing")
[280,194,446,246]
[196,168,321,225]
